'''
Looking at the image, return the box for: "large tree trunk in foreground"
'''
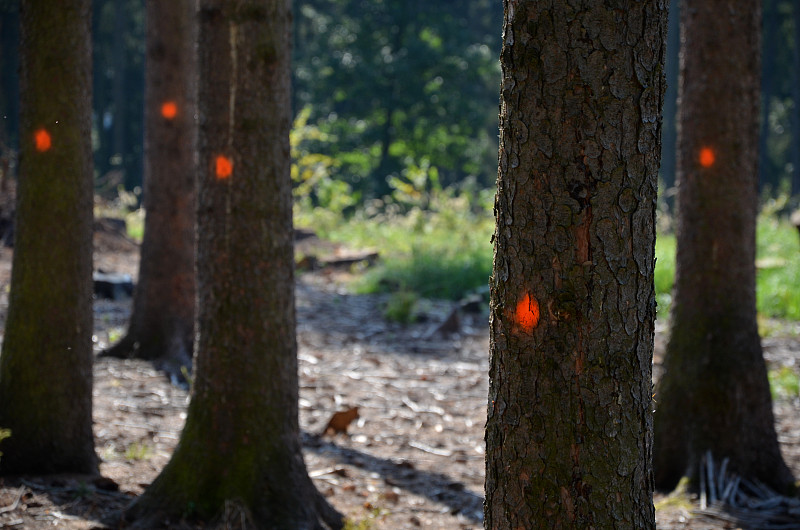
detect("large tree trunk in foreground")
[103,0,197,375]
[653,0,793,492]
[485,1,666,527]
[124,1,343,527]
[0,0,96,474]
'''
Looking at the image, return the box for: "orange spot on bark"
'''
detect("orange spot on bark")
[699,147,715,168]
[215,155,233,179]
[34,129,51,152]
[161,101,178,120]
[515,293,540,332]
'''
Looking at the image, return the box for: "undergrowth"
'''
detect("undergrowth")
[769,366,800,400]
[296,184,800,321]
[299,183,495,301]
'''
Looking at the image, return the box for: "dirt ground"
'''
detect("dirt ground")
[1,230,800,529]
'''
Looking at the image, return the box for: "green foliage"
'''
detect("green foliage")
[293,0,502,198]
[769,366,800,400]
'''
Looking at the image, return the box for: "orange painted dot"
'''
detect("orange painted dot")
[161,101,178,120]
[215,155,233,179]
[34,129,51,152]
[514,292,540,332]
[699,147,715,168]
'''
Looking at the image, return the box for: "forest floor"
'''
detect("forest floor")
[1,227,800,529]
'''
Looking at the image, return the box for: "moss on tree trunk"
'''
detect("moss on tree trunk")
[484,1,666,527]
[0,0,96,475]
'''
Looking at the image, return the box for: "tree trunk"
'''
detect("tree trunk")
[485,1,666,527]
[123,1,343,527]
[0,0,96,474]
[653,0,794,493]
[102,0,197,375]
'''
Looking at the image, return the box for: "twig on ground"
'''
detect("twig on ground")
[0,486,25,514]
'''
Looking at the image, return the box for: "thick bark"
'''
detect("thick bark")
[103,0,197,374]
[485,1,666,528]
[0,0,96,474]
[653,0,794,492]
[124,1,343,528]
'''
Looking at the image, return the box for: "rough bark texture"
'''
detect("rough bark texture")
[653,0,794,492]
[0,0,97,474]
[124,1,343,528]
[103,0,197,373]
[485,1,666,527]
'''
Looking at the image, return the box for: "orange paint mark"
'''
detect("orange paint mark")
[34,128,51,152]
[514,292,540,332]
[161,101,178,120]
[699,147,715,168]
[215,155,233,179]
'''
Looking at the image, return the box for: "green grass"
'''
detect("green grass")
[124,441,153,461]
[304,197,494,300]
[297,194,800,322]
[769,366,800,400]
[654,234,676,318]
[654,213,800,321]
[756,215,800,320]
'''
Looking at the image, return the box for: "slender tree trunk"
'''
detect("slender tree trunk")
[102,0,197,375]
[0,0,96,474]
[653,0,793,492]
[123,1,343,527]
[485,1,666,527]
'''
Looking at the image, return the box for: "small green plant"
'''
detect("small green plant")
[654,476,692,512]
[73,481,92,500]
[383,291,419,324]
[107,327,124,345]
[769,366,800,400]
[125,207,145,242]
[343,506,389,530]
[124,441,153,461]
[0,428,10,463]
